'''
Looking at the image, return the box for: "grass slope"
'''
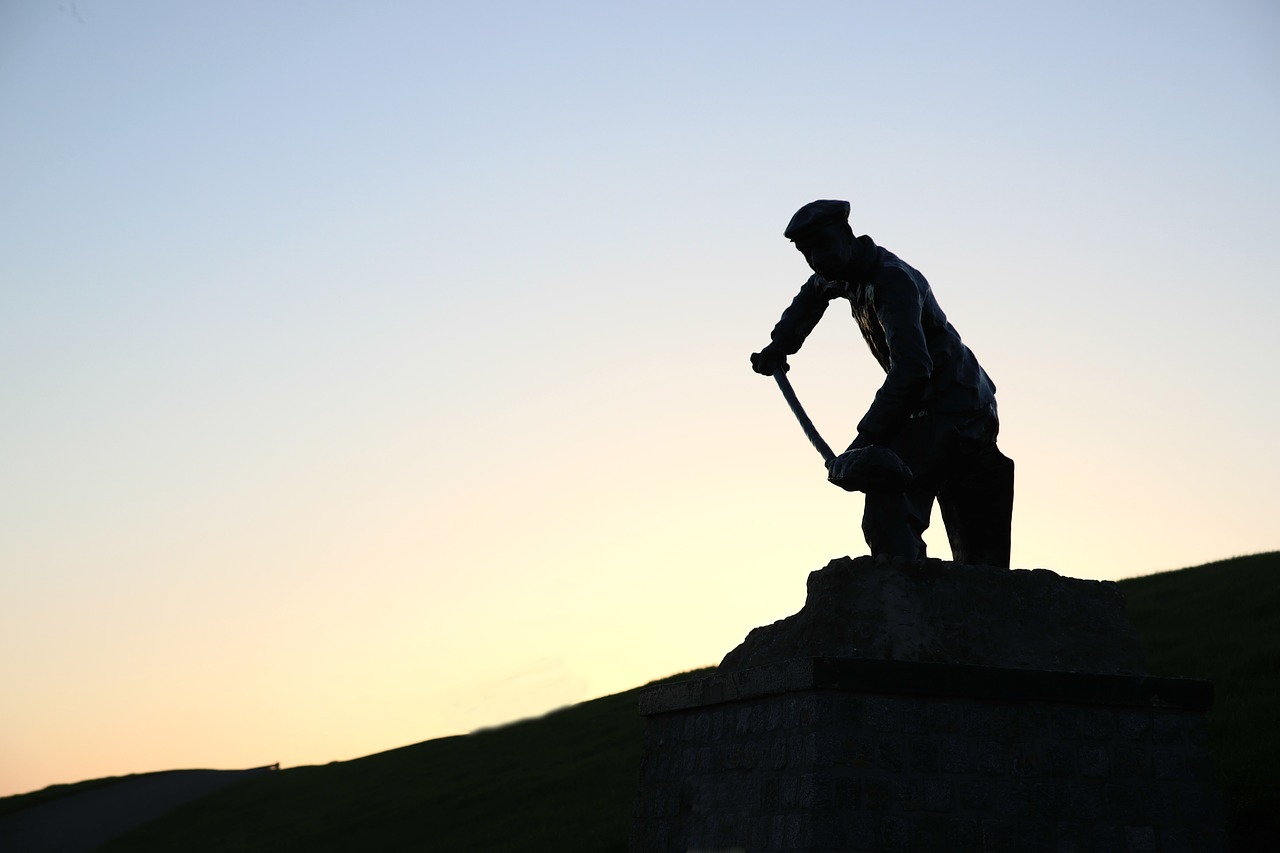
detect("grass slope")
[74,552,1279,851]
[96,670,710,853]
[0,774,138,820]
[1121,551,1280,849]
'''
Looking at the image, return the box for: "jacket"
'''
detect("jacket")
[768,234,996,445]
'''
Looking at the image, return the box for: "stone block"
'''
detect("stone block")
[1111,744,1149,778]
[1124,825,1158,853]
[923,699,965,733]
[1103,782,1150,821]
[976,739,1007,775]
[718,557,1147,674]
[1042,741,1076,777]
[1152,712,1190,745]
[920,778,952,811]
[1078,707,1117,742]
[953,778,995,812]
[909,737,941,773]
[880,814,912,852]
[862,695,902,732]
[1115,709,1151,741]
[992,778,1031,817]
[942,737,983,774]
[863,776,892,811]
[962,702,1008,737]
[1077,743,1111,778]
[798,773,860,813]
[632,558,1222,852]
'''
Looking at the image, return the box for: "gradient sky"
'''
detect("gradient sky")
[2,0,1277,797]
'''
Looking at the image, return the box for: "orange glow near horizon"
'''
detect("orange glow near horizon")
[3,1,1278,798]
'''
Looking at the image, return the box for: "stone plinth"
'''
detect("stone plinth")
[631,559,1225,852]
[720,556,1146,674]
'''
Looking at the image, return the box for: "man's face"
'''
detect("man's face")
[793,222,854,281]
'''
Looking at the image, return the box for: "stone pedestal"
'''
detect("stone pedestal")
[631,558,1225,852]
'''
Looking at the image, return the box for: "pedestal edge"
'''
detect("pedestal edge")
[638,657,1212,716]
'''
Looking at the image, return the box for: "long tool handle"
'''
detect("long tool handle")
[773,369,836,464]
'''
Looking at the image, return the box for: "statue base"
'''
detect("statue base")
[630,559,1225,852]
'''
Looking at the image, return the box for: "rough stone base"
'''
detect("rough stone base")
[633,558,1224,852]
[719,556,1147,674]
[631,659,1224,853]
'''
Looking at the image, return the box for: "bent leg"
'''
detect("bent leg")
[938,444,1014,567]
[863,415,952,561]
[863,485,936,561]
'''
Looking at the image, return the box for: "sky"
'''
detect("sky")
[1,0,1277,797]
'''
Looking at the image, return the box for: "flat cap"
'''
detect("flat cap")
[784,199,851,240]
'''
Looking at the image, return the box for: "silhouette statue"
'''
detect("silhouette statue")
[752,200,1014,567]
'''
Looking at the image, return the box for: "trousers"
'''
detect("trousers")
[861,406,1014,568]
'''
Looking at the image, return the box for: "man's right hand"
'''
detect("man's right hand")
[750,344,788,375]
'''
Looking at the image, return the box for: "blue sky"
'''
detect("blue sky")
[2,0,1277,796]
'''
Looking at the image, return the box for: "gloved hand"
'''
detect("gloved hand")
[750,343,789,376]
[826,445,914,493]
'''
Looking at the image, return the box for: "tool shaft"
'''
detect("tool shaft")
[773,370,836,464]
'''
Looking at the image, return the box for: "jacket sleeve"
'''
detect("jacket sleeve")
[769,275,832,355]
[855,269,933,443]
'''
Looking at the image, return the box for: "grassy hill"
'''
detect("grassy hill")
[97,672,701,853]
[9,552,1275,852]
[1121,551,1280,850]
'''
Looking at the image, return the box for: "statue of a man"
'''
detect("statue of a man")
[751,200,1014,567]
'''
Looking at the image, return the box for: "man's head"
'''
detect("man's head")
[784,199,855,281]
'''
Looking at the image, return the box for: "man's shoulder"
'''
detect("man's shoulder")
[869,246,926,288]
[872,245,909,272]
[871,254,919,287]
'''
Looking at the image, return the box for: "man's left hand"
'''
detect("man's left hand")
[825,445,913,492]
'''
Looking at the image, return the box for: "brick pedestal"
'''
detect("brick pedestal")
[631,658,1224,852]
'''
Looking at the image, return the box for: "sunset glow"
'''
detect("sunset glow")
[2,0,1277,798]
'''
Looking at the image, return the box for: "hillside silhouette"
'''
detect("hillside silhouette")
[4,552,1275,852]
